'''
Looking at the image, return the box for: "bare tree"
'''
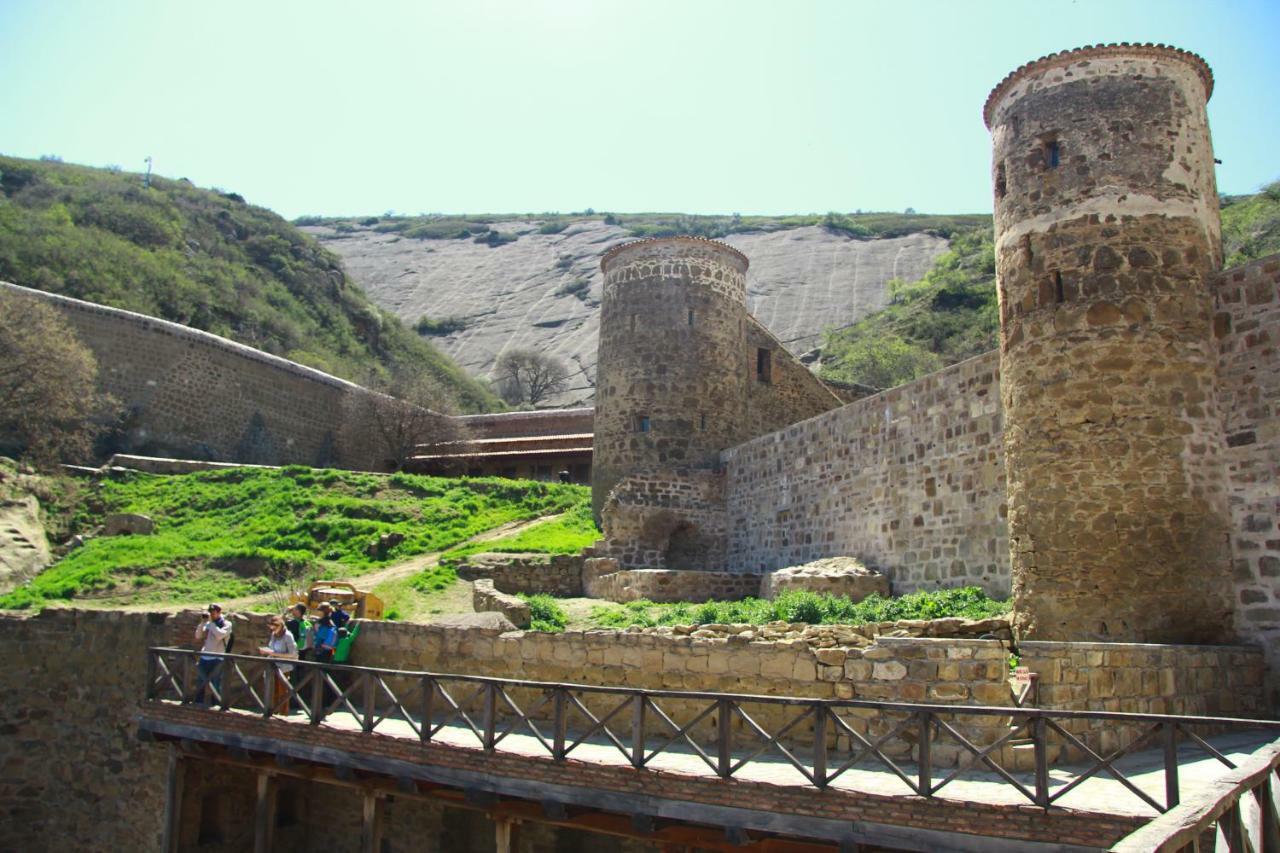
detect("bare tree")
[367,371,467,471]
[0,290,115,465]
[493,348,570,407]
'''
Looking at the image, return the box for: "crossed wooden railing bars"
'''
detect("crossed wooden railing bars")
[145,646,1280,817]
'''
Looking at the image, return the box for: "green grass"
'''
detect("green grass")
[588,587,1010,629]
[439,500,598,567]
[819,228,997,389]
[521,593,569,633]
[0,155,500,413]
[1221,180,1280,268]
[0,467,588,610]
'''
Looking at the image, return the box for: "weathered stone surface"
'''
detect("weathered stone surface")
[427,611,518,631]
[0,495,51,593]
[303,220,948,408]
[102,512,156,536]
[472,579,531,629]
[455,551,584,596]
[761,557,891,601]
[366,531,405,559]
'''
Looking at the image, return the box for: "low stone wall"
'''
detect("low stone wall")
[585,567,764,603]
[761,558,891,601]
[1021,640,1268,758]
[454,552,584,596]
[471,579,530,628]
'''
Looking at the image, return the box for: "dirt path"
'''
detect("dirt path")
[63,513,565,613]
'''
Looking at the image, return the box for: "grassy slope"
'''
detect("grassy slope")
[1221,181,1280,268]
[0,155,499,412]
[0,467,587,609]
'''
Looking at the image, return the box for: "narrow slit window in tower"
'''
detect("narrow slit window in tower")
[700,413,707,431]
[629,314,637,332]
[636,415,650,433]
[995,162,1007,199]
[688,309,695,326]
[1044,138,1061,169]
[756,348,773,383]
[1054,271,1064,304]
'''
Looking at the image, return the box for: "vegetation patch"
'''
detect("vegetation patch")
[588,586,1010,629]
[415,315,468,336]
[0,155,498,412]
[819,228,996,390]
[0,467,587,610]
[1221,181,1280,268]
[521,593,569,633]
[440,500,598,566]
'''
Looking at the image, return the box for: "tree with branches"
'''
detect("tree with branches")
[493,348,570,407]
[0,290,115,465]
[366,370,466,471]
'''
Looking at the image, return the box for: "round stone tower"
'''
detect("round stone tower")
[592,237,751,517]
[986,43,1233,643]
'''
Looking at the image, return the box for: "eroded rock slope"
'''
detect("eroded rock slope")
[304,220,947,407]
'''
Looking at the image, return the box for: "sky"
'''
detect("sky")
[1,0,1277,220]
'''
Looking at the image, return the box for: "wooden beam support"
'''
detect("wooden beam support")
[494,816,514,853]
[253,771,276,853]
[360,790,384,853]
[162,744,184,853]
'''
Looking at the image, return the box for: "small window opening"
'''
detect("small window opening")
[995,162,1007,199]
[699,413,707,431]
[629,314,637,332]
[687,309,695,327]
[1054,271,1064,304]
[636,415,650,433]
[1044,139,1061,169]
[756,348,773,383]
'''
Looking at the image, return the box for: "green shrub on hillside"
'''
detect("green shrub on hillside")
[0,156,499,412]
[1221,180,1280,267]
[820,228,997,389]
[521,593,569,632]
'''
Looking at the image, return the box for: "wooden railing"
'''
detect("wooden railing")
[145,646,1280,815]
[1111,743,1280,852]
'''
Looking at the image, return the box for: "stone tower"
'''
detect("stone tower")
[592,238,751,517]
[986,44,1233,643]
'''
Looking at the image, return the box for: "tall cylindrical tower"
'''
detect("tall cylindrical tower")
[592,238,751,517]
[986,43,1233,643]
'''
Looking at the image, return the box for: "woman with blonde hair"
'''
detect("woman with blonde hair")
[259,615,299,716]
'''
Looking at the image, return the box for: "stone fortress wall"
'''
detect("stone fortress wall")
[588,45,1280,680]
[0,281,424,471]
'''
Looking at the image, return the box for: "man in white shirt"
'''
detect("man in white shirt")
[193,603,232,706]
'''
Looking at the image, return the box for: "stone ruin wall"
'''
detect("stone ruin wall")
[722,351,1009,595]
[1215,255,1280,676]
[743,315,845,442]
[0,608,1269,850]
[0,281,423,471]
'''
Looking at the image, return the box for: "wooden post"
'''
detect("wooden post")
[363,672,377,733]
[1163,721,1180,809]
[494,815,514,853]
[162,745,185,853]
[253,771,276,853]
[812,704,828,789]
[917,712,932,797]
[483,682,497,752]
[421,676,434,744]
[553,689,567,761]
[360,790,383,853]
[630,694,646,769]
[310,666,325,726]
[1033,715,1049,808]
[717,699,732,778]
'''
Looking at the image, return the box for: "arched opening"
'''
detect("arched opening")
[665,522,709,570]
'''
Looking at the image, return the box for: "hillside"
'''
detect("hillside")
[301,212,984,405]
[0,156,499,412]
[1222,180,1280,268]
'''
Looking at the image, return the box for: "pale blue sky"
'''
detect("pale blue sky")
[1,0,1276,219]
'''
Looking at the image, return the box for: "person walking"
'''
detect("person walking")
[193,604,232,706]
[259,615,299,716]
[311,604,339,714]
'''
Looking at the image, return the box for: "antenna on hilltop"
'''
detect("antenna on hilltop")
[143,156,153,189]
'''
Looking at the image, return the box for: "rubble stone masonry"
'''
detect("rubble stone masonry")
[0,281,421,470]
[988,45,1234,643]
[722,352,1008,594]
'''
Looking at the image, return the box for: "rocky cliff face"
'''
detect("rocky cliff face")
[303,220,947,407]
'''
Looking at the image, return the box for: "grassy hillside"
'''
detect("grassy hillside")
[300,210,991,242]
[0,155,499,412]
[1222,180,1280,268]
[819,227,997,389]
[0,467,588,610]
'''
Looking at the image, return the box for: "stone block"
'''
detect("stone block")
[872,661,907,681]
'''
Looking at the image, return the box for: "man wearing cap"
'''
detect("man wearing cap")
[193,603,233,706]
